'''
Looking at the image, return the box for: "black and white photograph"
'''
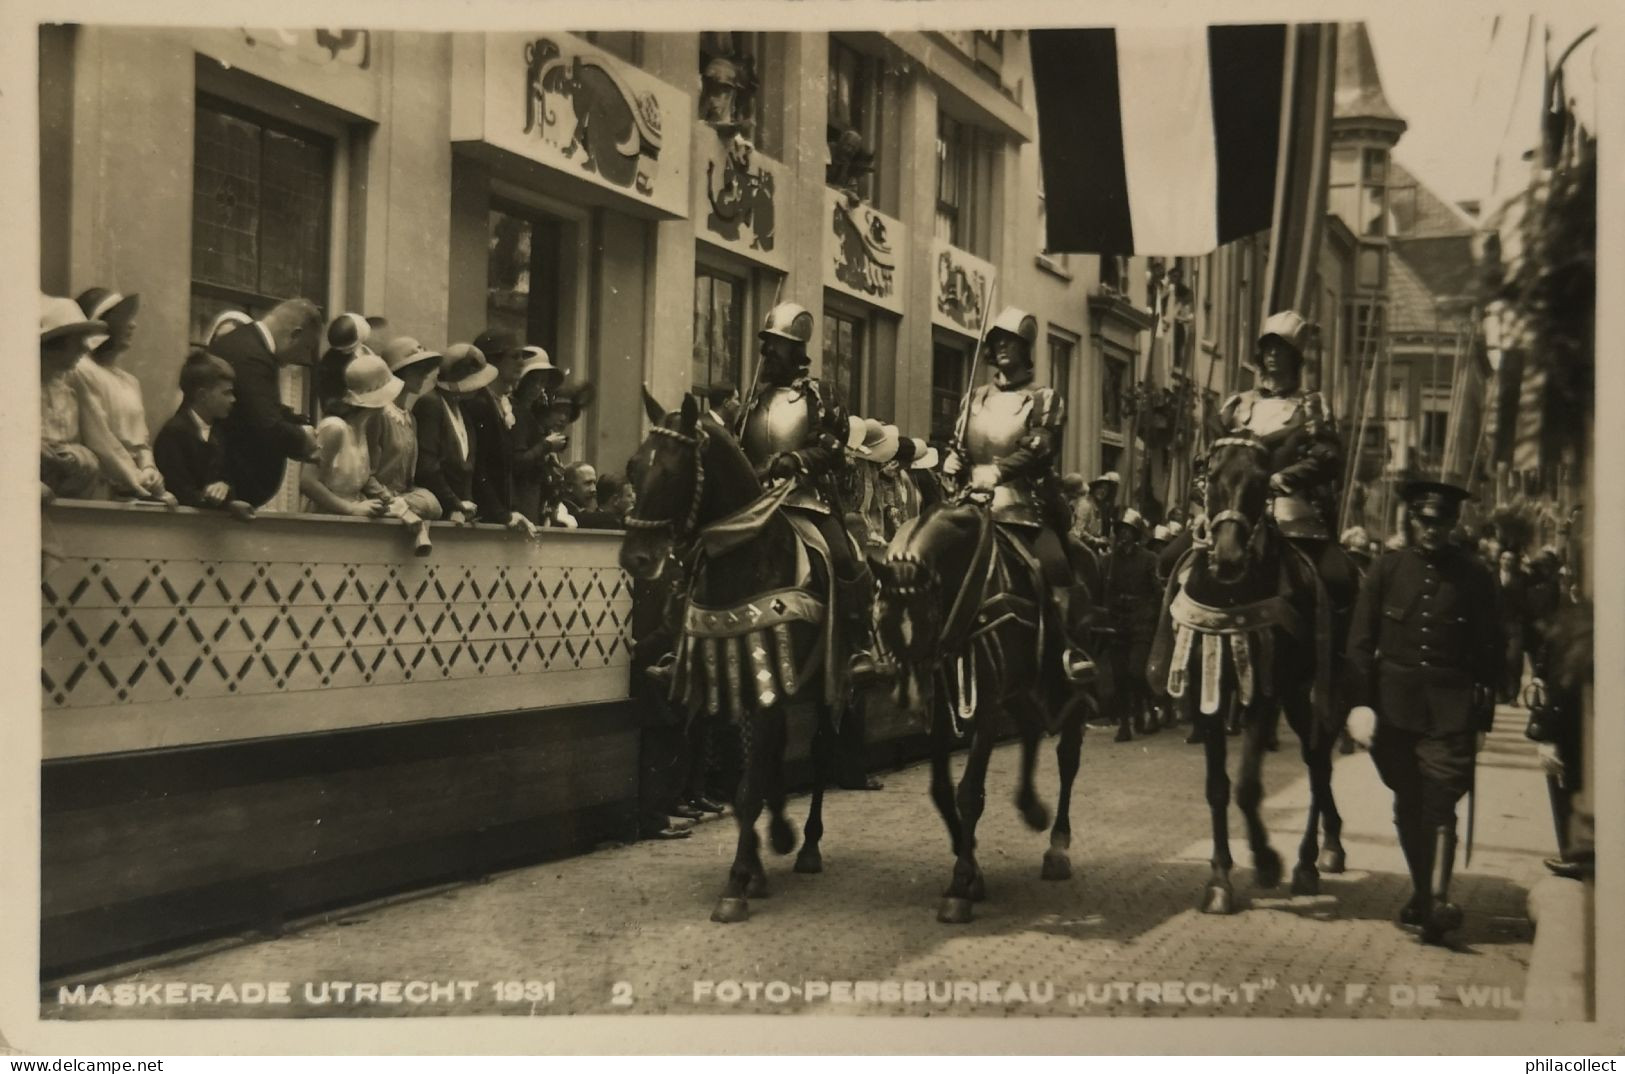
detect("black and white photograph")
[3,0,1617,1057]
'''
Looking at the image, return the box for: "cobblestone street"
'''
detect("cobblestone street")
[46,707,1550,1021]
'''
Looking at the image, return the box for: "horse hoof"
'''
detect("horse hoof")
[769,815,799,856]
[1041,850,1073,881]
[1253,848,1283,889]
[1201,883,1236,915]
[1318,847,1347,874]
[937,897,975,924]
[745,873,770,899]
[1290,863,1320,896]
[794,850,823,874]
[711,898,749,924]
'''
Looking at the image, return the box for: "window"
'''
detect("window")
[487,202,564,358]
[1101,354,1127,434]
[1419,409,1449,468]
[1036,171,1072,274]
[1351,302,1385,360]
[581,31,641,65]
[935,111,996,256]
[190,96,332,355]
[693,266,746,392]
[698,32,782,157]
[823,307,865,412]
[827,37,882,201]
[931,340,969,443]
[1357,245,1386,290]
[1049,334,1075,468]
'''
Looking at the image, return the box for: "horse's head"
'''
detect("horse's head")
[1202,434,1272,583]
[621,385,761,581]
[874,496,990,712]
[620,389,707,580]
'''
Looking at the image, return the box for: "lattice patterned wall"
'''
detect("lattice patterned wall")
[40,505,633,756]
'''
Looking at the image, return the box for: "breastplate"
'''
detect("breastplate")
[740,387,812,469]
[965,388,1040,526]
[1234,392,1307,443]
[964,388,1032,466]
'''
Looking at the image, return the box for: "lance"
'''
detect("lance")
[950,275,999,465]
[735,274,786,440]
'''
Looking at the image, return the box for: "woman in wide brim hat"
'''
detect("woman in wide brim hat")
[72,287,170,502]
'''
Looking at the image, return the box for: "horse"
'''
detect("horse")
[619,390,841,924]
[873,491,1094,923]
[1147,434,1348,914]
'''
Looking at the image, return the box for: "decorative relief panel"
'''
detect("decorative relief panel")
[691,129,787,271]
[823,187,906,314]
[931,238,996,337]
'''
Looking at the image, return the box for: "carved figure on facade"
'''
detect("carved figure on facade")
[705,133,776,252]
[524,38,665,197]
[241,28,370,68]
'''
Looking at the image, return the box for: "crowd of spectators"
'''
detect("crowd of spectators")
[39,291,627,552]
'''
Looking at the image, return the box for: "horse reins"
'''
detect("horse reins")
[1203,435,1271,544]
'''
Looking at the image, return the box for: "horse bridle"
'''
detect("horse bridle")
[1203,435,1271,542]
[623,423,709,541]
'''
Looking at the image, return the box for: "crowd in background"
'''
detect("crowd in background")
[39,290,635,557]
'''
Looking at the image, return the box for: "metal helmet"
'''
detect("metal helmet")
[1257,309,1312,360]
[986,306,1038,349]
[759,302,814,344]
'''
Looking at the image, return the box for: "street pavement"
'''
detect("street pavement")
[45,707,1552,1021]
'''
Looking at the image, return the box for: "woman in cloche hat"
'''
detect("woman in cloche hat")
[75,287,172,503]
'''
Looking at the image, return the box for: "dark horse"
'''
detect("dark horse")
[1147,434,1347,913]
[620,391,839,924]
[873,492,1094,923]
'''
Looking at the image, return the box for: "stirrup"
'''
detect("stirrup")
[643,654,677,689]
[848,649,893,683]
[1061,649,1096,685]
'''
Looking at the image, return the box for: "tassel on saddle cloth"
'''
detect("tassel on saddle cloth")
[671,504,836,725]
[1155,542,1335,732]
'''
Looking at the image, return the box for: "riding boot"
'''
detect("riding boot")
[1395,819,1429,928]
[836,572,892,685]
[1422,826,1463,944]
[1047,588,1096,685]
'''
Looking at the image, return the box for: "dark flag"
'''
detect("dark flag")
[1031,22,1336,311]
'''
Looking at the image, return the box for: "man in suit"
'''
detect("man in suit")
[1494,548,1531,703]
[1346,479,1501,945]
[208,298,323,507]
[413,344,489,524]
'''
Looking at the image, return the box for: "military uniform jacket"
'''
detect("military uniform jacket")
[1346,546,1502,734]
[1218,386,1341,539]
[739,376,849,515]
[963,382,1063,528]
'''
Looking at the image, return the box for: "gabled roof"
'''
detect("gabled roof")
[1388,160,1478,238]
[1388,234,1477,333]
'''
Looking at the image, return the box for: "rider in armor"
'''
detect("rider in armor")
[1214,309,1356,613]
[944,306,1092,683]
[738,302,888,684]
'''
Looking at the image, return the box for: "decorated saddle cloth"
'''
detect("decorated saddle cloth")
[667,488,842,723]
[1146,541,1335,731]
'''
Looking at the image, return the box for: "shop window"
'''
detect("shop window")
[693,266,745,392]
[486,202,564,357]
[581,31,641,65]
[823,307,866,412]
[190,96,332,356]
[698,32,782,158]
[827,37,882,202]
[931,340,969,443]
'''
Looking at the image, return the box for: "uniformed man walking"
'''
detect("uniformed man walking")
[943,306,1091,682]
[1345,478,1502,945]
[737,302,887,683]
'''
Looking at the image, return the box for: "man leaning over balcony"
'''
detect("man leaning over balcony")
[208,297,323,508]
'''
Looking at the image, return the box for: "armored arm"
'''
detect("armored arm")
[1274,393,1343,492]
[994,388,1064,482]
[773,378,846,481]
